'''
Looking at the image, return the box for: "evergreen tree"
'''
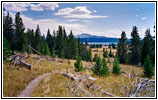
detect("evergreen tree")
[78,37,82,57]
[93,53,98,62]
[56,26,63,57]
[141,28,154,66]
[83,39,88,60]
[52,30,56,57]
[74,56,84,72]
[61,49,65,59]
[68,31,78,59]
[92,56,102,75]
[63,28,69,58]
[109,47,113,57]
[51,47,56,57]
[26,29,34,46]
[34,25,41,52]
[117,31,128,63]
[86,48,92,62]
[3,36,11,60]
[130,26,141,64]
[100,58,109,77]
[103,49,108,58]
[14,12,26,51]
[112,58,121,75]
[46,29,53,55]
[103,48,105,52]
[143,55,154,78]
[3,12,14,53]
[43,41,50,56]
[111,43,116,49]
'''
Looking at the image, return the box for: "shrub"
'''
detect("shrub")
[3,37,11,60]
[143,55,154,78]
[100,58,109,77]
[112,58,121,75]
[68,59,71,65]
[93,53,98,62]
[92,56,109,77]
[109,48,113,57]
[103,49,108,58]
[92,56,102,75]
[74,56,84,72]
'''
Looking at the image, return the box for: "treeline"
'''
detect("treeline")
[117,26,155,66]
[3,12,92,61]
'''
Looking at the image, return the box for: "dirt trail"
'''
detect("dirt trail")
[18,68,73,97]
[18,73,51,97]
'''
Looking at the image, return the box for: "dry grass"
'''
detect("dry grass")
[3,48,154,97]
[3,55,73,97]
[31,60,146,97]
[91,46,117,59]
[3,63,38,97]
[32,73,74,97]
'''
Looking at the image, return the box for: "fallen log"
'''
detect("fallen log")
[28,45,42,56]
[101,89,117,97]
[18,59,32,70]
[77,83,94,97]
[121,71,130,77]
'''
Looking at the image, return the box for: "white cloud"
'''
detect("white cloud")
[67,19,79,22]
[7,12,89,36]
[29,3,59,11]
[3,3,59,12]
[55,6,91,15]
[55,6,108,19]
[3,3,29,12]
[136,9,139,11]
[141,17,146,20]
[136,14,138,17]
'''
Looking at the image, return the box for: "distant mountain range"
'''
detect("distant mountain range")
[75,33,106,38]
[75,33,119,43]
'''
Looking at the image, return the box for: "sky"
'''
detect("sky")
[3,2,155,38]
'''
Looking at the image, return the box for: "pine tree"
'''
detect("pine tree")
[78,37,82,57]
[15,12,26,51]
[26,29,34,46]
[63,28,69,58]
[92,56,102,75]
[103,49,108,58]
[143,55,154,78]
[61,49,65,59]
[3,36,11,60]
[74,56,84,72]
[141,28,154,65]
[3,12,14,53]
[46,29,53,55]
[117,31,128,63]
[100,58,109,77]
[83,39,88,60]
[43,41,50,56]
[93,53,98,62]
[52,30,56,57]
[112,58,121,75]
[130,26,141,65]
[51,47,56,57]
[109,47,113,57]
[34,25,41,52]
[86,48,92,62]
[68,31,78,59]
[56,26,63,57]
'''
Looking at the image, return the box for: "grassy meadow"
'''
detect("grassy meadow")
[3,46,154,97]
